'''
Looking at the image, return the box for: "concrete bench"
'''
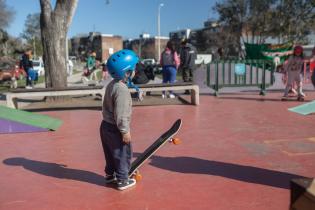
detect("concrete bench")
[4,82,199,109]
[4,86,105,109]
[129,82,199,105]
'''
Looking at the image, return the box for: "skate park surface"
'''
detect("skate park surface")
[1,90,315,210]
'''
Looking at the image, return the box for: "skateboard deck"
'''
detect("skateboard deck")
[129,119,182,180]
[281,95,305,101]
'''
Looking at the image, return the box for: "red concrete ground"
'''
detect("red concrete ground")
[1,92,315,210]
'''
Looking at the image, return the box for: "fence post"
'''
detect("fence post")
[214,61,219,96]
[260,61,266,96]
[222,61,225,85]
[228,61,232,84]
[206,63,210,87]
[250,60,253,85]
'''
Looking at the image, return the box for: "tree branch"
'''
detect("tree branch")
[39,0,52,22]
[55,0,78,31]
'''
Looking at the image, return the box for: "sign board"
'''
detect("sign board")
[109,48,114,55]
[235,63,246,76]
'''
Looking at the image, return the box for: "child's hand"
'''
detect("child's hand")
[122,132,131,144]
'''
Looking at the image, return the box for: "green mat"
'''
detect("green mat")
[0,105,62,130]
[288,101,315,115]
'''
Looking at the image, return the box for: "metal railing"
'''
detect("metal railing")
[206,60,274,96]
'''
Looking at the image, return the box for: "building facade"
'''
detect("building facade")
[123,35,169,61]
[70,32,123,62]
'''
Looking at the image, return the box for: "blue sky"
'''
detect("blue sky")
[6,0,217,39]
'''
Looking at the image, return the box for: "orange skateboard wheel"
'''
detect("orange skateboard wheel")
[172,137,181,145]
[133,171,142,182]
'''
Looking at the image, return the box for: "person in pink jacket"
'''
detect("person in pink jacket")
[160,40,180,99]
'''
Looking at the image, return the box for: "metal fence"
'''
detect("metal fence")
[206,60,275,96]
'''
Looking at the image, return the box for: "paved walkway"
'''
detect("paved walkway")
[0,91,315,210]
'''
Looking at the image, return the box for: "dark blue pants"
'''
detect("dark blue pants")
[162,65,177,94]
[25,68,31,86]
[100,121,132,181]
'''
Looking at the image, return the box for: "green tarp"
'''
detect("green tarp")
[0,105,62,130]
[288,101,315,115]
[244,42,293,66]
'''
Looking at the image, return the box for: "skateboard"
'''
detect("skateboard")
[281,95,305,101]
[129,119,182,181]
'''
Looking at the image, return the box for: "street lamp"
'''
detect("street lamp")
[157,3,164,62]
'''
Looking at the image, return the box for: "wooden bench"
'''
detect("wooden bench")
[4,86,105,109]
[129,82,199,105]
[4,82,199,109]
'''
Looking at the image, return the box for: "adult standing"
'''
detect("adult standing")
[20,49,33,89]
[179,39,197,94]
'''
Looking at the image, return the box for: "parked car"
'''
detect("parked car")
[32,59,45,76]
[140,58,162,74]
[0,60,25,82]
[141,58,156,66]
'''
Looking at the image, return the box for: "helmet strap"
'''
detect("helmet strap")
[127,77,143,101]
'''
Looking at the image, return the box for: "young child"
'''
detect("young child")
[282,46,305,100]
[99,49,138,190]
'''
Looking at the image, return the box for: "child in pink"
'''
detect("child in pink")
[282,46,305,99]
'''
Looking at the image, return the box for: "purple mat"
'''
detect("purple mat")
[0,119,48,134]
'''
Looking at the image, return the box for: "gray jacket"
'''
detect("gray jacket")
[102,80,132,134]
[180,43,197,69]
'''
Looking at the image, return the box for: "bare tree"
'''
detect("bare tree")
[270,0,315,43]
[39,0,78,88]
[0,0,15,56]
[0,0,14,29]
[21,13,42,58]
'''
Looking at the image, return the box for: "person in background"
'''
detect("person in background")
[309,46,315,72]
[160,40,180,99]
[101,61,109,80]
[282,45,305,100]
[179,39,197,94]
[20,49,34,89]
[86,51,97,73]
[67,59,74,76]
[308,46,315,87]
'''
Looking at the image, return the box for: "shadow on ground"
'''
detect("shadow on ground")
[3,157,107,187]
[134,153,306,190]
[3,155,306,190]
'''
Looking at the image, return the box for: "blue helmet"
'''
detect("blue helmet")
[107,49,139,80]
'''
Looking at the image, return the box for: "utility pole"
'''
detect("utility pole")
[33,36,36,59]
[157,3,164,62]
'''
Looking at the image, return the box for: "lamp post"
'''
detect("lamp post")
[157,3,164,62]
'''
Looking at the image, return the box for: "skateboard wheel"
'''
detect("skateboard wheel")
[172,137,181,145]
[133,171,142,182]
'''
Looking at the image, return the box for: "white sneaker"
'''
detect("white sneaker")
[25,86,33,89]
[162,94,166,99]
[299,92,305,97]
[169,94,175,99]
[117,178,136,191]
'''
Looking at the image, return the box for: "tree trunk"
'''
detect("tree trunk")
[39,0,78,88]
